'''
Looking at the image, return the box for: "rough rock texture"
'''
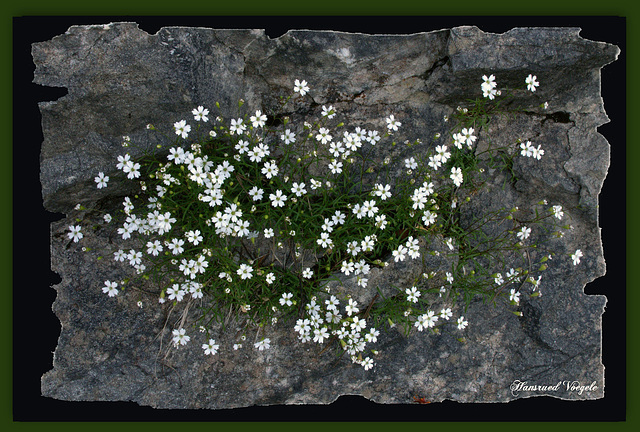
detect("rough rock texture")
[34,23,619,408]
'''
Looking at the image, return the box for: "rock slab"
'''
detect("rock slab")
[33,23,619,408]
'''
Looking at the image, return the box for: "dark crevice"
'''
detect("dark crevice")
[544,111,572,124]
[421,56,449,82]
[33,83,69,103]
[265,114,284,128]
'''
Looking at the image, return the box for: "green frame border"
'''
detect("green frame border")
[5,1,633,430]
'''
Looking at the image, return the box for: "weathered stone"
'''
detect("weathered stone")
[34,23,619,408]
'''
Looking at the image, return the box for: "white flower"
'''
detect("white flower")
[525,74,539,92]
[439,308,452,320]
[452,132,466,149]
[294,79,310,96]
[392,245,407,262]
[315,127,332,145]
[362,200,379,218]
[509,288,521,304]
[345,298,359,316]
[367,129,381,145]
[313,327,330,343]
[517,226,531,241]
[167,147,185,164]
[332,210,346,225]
[302,268,313,279]
[362,357,374,370]
[351,316,367,331]
[457,316,468,330]
[406,286,421,303]
[354,261,370,277]
[374,183,392,200]
[237,263,254,280]
[415,311,438,331]
[317,232,333,249]
[281,129,296,144]
[102,280,118,297]
[94,172,109,189]
[254,338,271,351]
[173,120,191,138]
[202,339,219,355]
[186,229,203,245]
[116,153,131,170]
[328,159,343,174]
[269,190,287,207]
[146,240,163,256]
[461,127,476,147]
[192,106,209,122]
[450,167,463,187]
[386,114,401,131]
[571,249,583,265]
[310,178,322,190]
[67,225,83,243]
[232,140,249,155]
[352,203,367,219]
[552,205,564,220]
[113,249,126,262]
[531,145,545,160]
[482,74,497,88]
[428,155,442,170]
[422,210,437,226]
[321,218,335,234]
[481,74,497,99]
[321,105,336,119]
[167,284,185,302]
[325,295,340,311]
[482,84,497,99]
[295,319,311,336]
[520,141,534,157]
[291,182,307,197]
[435,145,450,163]
[248,186,264,201]
[361,235,375,252]
[365,328,379,343]
[250,110,267,128]
[167,238,185,255]
[341,260,355,275]
[266,273,276,285]
[172,328,190,347]
[261,160,279,179]
[122,161,141,179]
[230,118,246,135]
[424,310,438,328]
[375,214,387,230]
[280,292,293,306]
[404,157,417,170]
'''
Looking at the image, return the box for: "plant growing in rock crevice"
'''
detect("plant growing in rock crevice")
[68,74,580,370]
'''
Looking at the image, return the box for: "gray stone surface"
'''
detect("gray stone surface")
[34,23,618,408]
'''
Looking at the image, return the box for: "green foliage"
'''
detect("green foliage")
[77,74,570,368]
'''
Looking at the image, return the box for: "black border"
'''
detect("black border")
[13,15,626,422]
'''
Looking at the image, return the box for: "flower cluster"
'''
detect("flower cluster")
[65,73,580,370]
